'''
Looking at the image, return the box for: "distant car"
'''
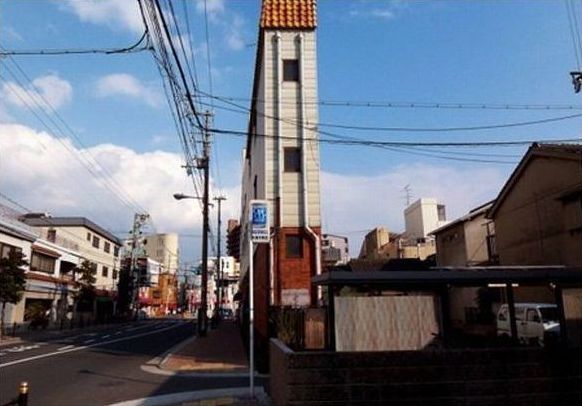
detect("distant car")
[497,303,560,346]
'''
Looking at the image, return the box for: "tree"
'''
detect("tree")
[0,251,28,337]
[116,264,132,318]
[75,260,96,312]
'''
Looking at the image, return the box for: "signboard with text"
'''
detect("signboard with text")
[249,200,270,243]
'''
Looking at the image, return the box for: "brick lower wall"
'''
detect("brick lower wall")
[276,227,320,305]
[269,339,582,406]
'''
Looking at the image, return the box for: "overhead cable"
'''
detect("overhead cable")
[0,30,151,56]
[197,94,582,111]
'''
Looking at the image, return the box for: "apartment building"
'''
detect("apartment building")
[1,205,82,327]
[239,0,321,345]
[20,215,122,293]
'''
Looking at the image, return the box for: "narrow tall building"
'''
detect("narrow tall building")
[240,0,321,347]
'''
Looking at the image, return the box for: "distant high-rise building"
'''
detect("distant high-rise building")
[143,233,179,274]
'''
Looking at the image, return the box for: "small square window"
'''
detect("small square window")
[47,229,56,243]
[112,269,118,280]
[284,147,301,172]
[286,235,303,258]
[437,204,446,222]
[86,232,91,241]
[92,236,100,249]
[102,266,109,278]
[283,59,299,82]
[104,241,111,254]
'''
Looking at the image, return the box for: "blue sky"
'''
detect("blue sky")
[1,0,581,263]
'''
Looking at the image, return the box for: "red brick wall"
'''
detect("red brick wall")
[252,226,321,341]
[276,227,321,305]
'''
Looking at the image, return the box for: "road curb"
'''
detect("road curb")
[107,387,270,406]
[140,364,268,379]
[147,331,198,368]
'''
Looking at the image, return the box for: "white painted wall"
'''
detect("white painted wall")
[404,198,448,240]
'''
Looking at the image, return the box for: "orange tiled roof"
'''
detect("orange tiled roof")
[260,0,317,29]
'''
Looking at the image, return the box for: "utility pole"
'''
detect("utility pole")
[130,213,149,318]
[214,195,226,319]
[197,110,213,336]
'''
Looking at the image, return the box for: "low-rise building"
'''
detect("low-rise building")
[359,227,436,261]
[487,143,582,267]
[433,201,496,267]
[20,214,122,322]
[1,205,82,328]
[322,234,349,270]
[20,215,122,292]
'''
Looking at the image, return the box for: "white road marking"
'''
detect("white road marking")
[0,352,6,357]
[102,335,111,339]
[0,322,191,368]
[6,344,40,353]
[83,339,95,344]
[57,345,74,351]
[114,331,122,335]
[125,325,148,332]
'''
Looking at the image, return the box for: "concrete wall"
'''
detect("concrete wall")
[270,339,582,406]
[494,157,582,266]
[405,198,447,240]
[436,212,491,267]
[334,295,439,351]
[261,30,320,228]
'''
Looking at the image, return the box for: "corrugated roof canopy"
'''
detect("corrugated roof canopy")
[260,0,317,29]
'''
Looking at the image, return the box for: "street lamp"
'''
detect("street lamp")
[174,192,213,336]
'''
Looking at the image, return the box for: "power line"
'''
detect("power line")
[202,0,215,109]
[0,57,147,215]
[0,30,151,56]
[565,0,582,70]
[192,93,575,164]
[211,127,581,149]
[197,97,582,133]
[197,94,582,111]
[313,112,582,133]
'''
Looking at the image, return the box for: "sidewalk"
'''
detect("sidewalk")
[162,320,248,373]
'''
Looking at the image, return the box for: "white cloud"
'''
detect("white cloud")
[61,0,143,33]
[150,134,171,146]
[0,124,508,262]
[1,74,73,111]
[196,0,225,17]
[3,26,23,42]
[95,73,161,107]
[226,15,245,50]
[0,123,241,261]
[350,0,409,21]
[320,164,506,255]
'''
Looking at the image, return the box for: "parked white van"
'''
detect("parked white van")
[497,303,560,346]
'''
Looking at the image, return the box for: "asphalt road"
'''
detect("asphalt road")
[0,320,254,406]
